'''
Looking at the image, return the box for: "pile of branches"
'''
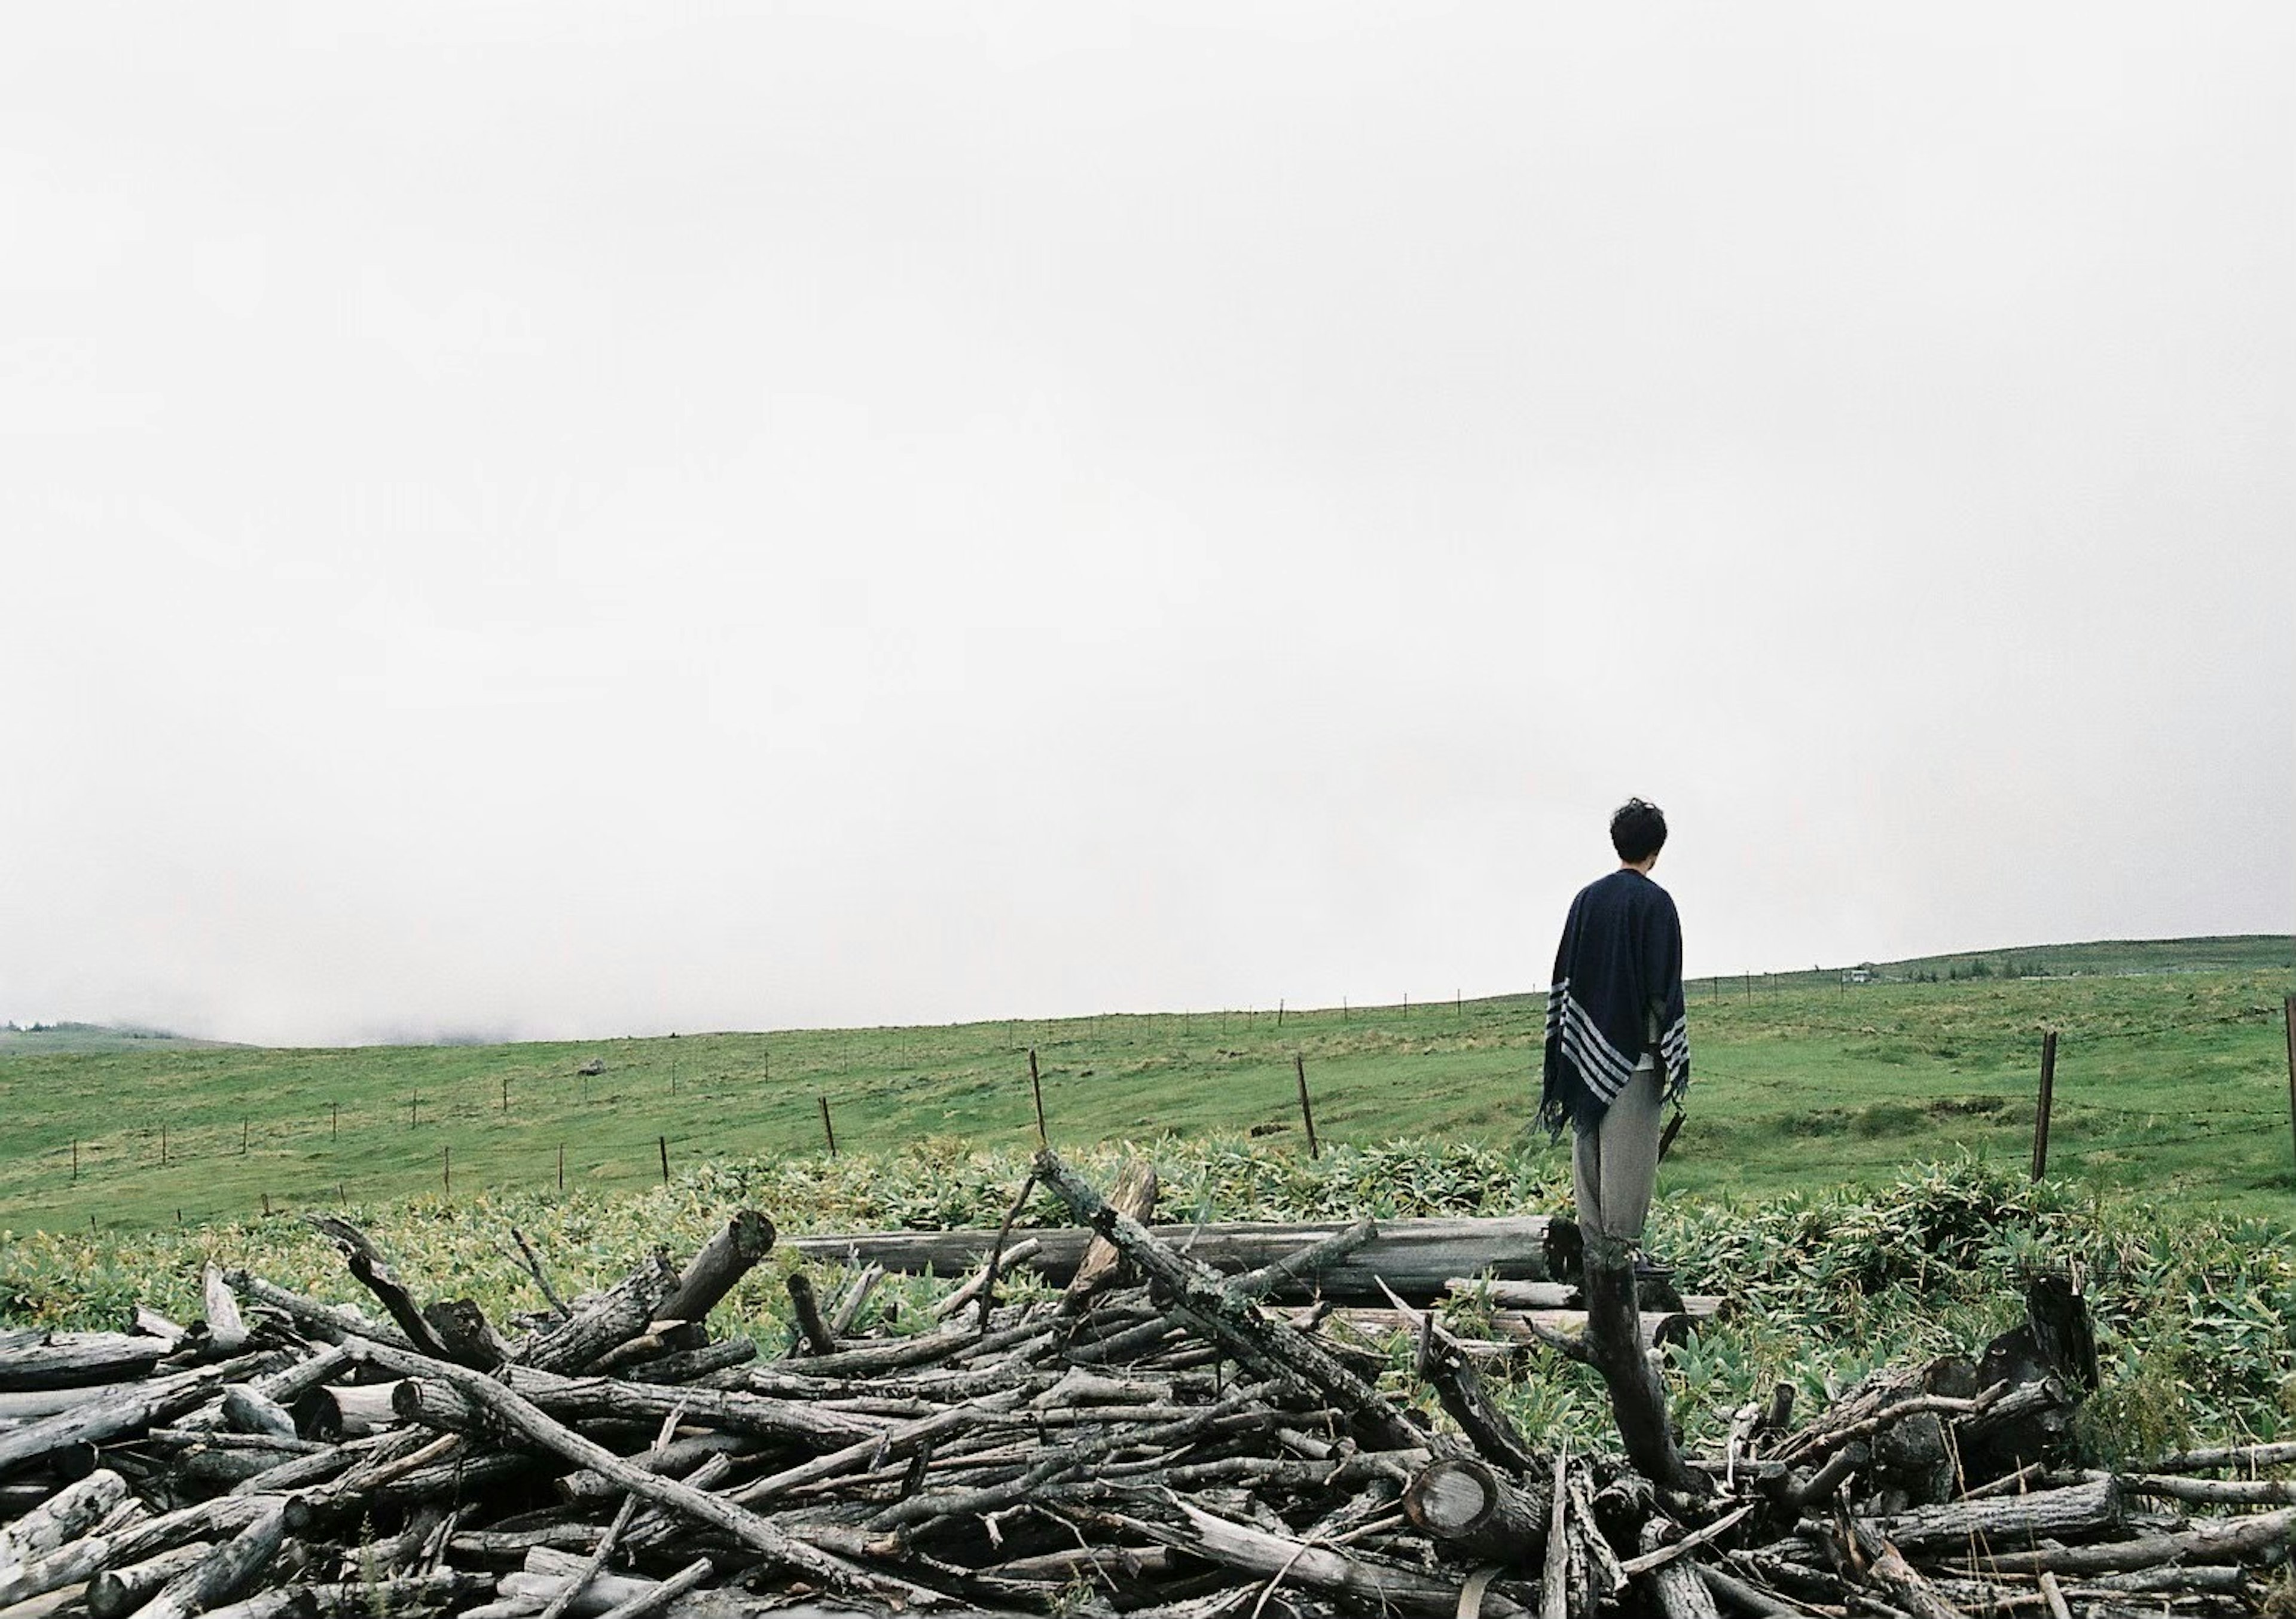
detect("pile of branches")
[1,1150,2290,1619]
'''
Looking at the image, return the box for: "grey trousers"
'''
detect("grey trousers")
[1572,1056,1662,1245]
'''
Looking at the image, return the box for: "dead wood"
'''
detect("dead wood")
[657,1211,775,1330]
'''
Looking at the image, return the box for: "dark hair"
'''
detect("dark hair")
[1610,798,1667,863]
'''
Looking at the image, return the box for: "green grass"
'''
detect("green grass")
[4,1144,2292,1456]
[2,938,2289,1233]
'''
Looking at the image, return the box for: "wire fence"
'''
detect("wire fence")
[14,984,2295,1232]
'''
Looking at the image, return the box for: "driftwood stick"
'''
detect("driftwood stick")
[1404,1457,1549,1569]
[826,1264,884,1336]
[1381,1278,1542,1475]
[1860,1536,1970,1619]
[591,1557,712,1619]
[933,1239,1044,1321]
[1536,1451,1569,1619]
[1637,1520,1719,1619]
[976,1172,1040,1331]
[218,1275,408,1351]
[197,1268,249,1362]
[303,1218,460,1364]
[784,1273,835,1358]
[1867,1476,2119,1551]
[510,1228,575,1319]
[534,1406,679,1619]
[2120,1471,2296,1505]
[194,1573,493,1619]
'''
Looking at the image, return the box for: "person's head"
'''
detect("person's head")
[1610,798,1667,867]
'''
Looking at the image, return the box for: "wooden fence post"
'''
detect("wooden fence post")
[2031,1029,2060,1182]
[557,1144,565,1192]
[659,1135,670,1184]
[2283,995,2295,1175]
[442,1145,451,1197]
[70,1140,78,1182]
[1029,1049,1048,1147]
[819,1096,838,1157]
[1293,1052,1319,1159]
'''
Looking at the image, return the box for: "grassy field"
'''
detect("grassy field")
[2,937,2289,1233]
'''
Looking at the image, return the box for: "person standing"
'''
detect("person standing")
[1538,796,1702,1492]
[1539,796,1690,1254]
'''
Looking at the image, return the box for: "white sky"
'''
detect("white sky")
[4,4,2289,1046]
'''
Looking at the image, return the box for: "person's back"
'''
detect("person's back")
[1540,799,1689,1251]
[1535,796,1705,1492]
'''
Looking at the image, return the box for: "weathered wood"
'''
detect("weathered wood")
[783,1274,834,1358]
[218,1275,407,1351]
[1957,1502,2296,1575]
[0,1470,130,1569]
[196,1269,248,1361]
[1860,1536,1970,1619]
[658,1211,775,1327]
[1403,1456,1549,1568]
[419,1299,511,1370]
[1063,1160,1156,1308]
[196,1573,493,1619]
[1105,1499,1532,1619]
[1637,1520,1720,1619]
[2151,1437,2296,1473]
[1379,1282,1543,1476]
[0,1336,171,1392]
[121,1496,286,1619]
[555,1433,761,1503]
[2121,1471,2296,1505]
[1578,1233,1704,1496]
[1870,1474,2120,1551]
[0,1385,130,1423]
[0,1356,282,1479]
[216,1389,295,1442]
[297,1382,401,1440]
[303,1220,457,1364]
[1033,1150,1422,1450]
[789,1213,1578,1298]
[517,1253,682,1374]
[343,1337,936,1604]
[83,1543,213,1619]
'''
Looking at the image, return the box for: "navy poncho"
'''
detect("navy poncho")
[1538,869,1690,1138]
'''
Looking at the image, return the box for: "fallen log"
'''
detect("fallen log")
[0,1337,172,1393]
[1953,1502,2296,1576]
[0,1357,283,1479]
[1097,1499,1534,1619]
[657,1211,775,1328]
[1403,1456,1550,1568]
[789,1212,1580,1298]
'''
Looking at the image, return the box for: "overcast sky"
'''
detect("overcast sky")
[4,4,2289,1047]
